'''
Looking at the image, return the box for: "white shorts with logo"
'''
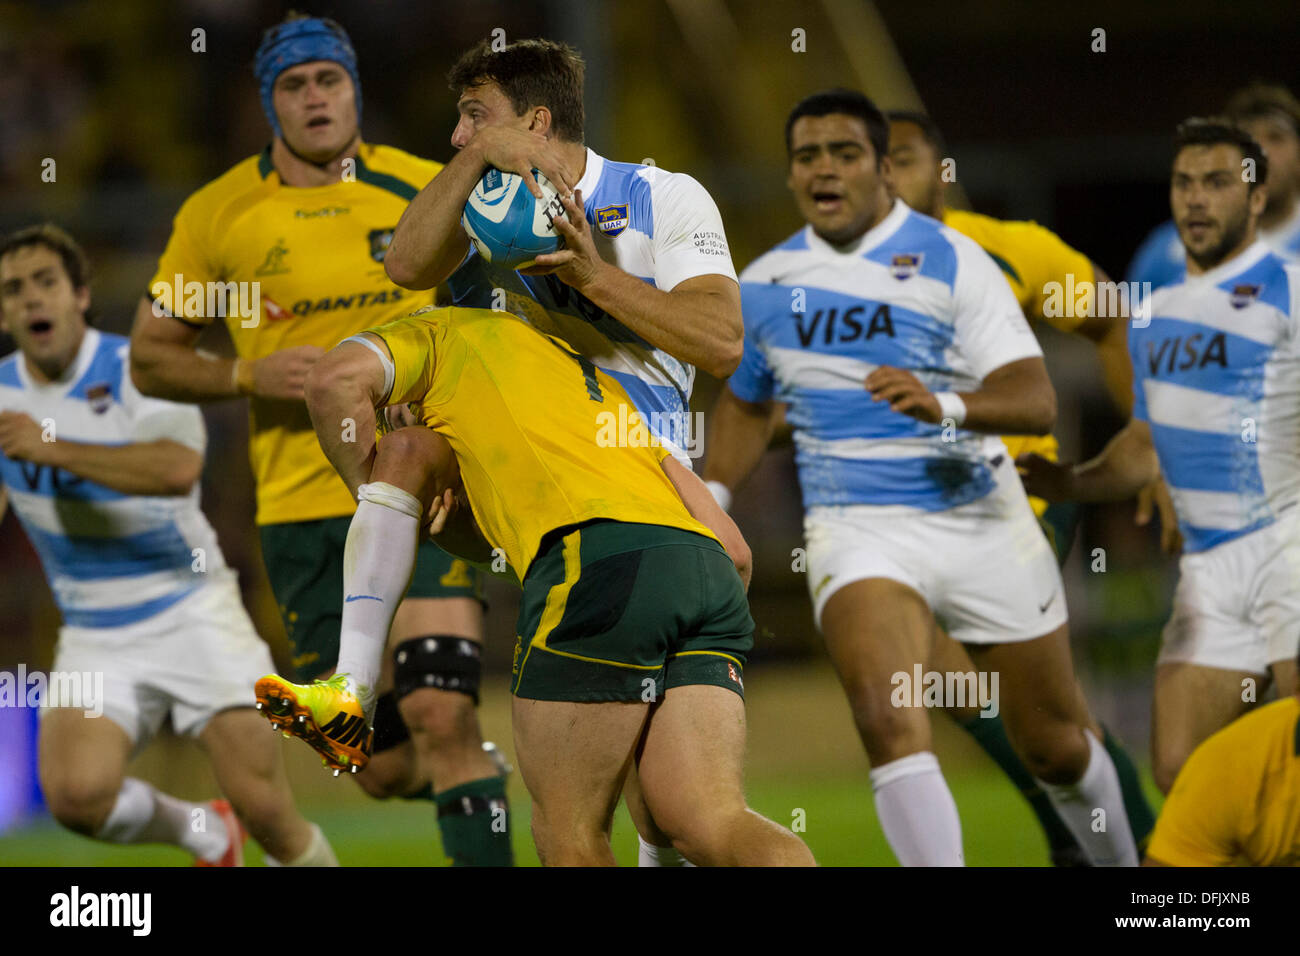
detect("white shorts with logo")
[43,569,274,748]
[804,454,1068,643]
[1158,513,1300,674]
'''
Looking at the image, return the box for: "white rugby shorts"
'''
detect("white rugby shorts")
[804,454,1068,643]
[1158,511,1300,674]
[44,569,274,748]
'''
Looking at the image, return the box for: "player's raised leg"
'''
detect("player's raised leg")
[967,625,1138,866]
[200,708,337,866]
[635,684,815,867]
[821,578,964,866]
[301,341,512,863]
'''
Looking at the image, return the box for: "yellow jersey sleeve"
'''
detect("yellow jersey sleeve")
[1147,727,1244,866]
[942,209,1096,333]
[373,310,439,407]
[1016,223,1096,333]
[149,191,223,324]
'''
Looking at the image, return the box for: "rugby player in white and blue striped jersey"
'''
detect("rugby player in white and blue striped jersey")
[0,225,334,866]
[704,90,1138,867]
[1024,120,1300,795]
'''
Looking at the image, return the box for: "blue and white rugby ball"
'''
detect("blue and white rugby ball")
[461,167,565,270]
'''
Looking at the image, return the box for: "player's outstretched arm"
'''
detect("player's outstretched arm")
[0,410,200,496]
[661,454,752,591]
[304,338,388,497]
[386,127,576,290]
[129,297,324,402]
[1019,418,1160,504]
[867,356,1056,436]
[701,387,781,511]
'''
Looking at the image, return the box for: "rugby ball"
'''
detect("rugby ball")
[461,167,565,270]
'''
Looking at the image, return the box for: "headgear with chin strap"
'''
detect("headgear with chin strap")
[254,16,361,140]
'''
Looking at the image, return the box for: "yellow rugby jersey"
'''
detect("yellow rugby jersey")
[943,208,1098,513]
[1148,697,1300,867]
[149,143,441,525]
[370,307,719,580]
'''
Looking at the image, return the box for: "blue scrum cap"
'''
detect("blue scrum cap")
[254,16,361,138]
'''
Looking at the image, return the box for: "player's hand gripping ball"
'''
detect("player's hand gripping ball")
[462,167,566,270]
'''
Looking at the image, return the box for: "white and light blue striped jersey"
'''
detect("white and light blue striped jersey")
[731,200,1042,512]
[738,201,1040,512]
[448,148,737,455]
[1132,240,1300,553]
[0,329,223,628]
[1126,206,1300,291]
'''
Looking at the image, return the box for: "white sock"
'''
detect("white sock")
[266,823,339,867]
[869,752,964,866]
[1037,728,1139,866]
[95,777,227,861]
[335,482,422,718]
[637,835,695,867]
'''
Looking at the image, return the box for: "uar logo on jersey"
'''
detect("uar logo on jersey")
[85,383,113,415]
[890,253,923,280]
[595,204,630,237]
[1230,284,1261,309]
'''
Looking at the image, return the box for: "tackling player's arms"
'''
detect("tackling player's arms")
[305,331,752,582]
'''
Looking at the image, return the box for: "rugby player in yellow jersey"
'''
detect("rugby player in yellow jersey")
[127,14,511,866]
[870,111,1159,864]
[1145,653,1300,866]
[264,303,815,866]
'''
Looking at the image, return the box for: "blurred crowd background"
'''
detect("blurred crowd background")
[2,0,1299,839]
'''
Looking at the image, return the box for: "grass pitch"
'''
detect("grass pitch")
[0,661,1160,866]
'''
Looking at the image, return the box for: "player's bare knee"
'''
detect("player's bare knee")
[1015,723,1090,785]
[390,637,484,756]
[399,689,476,751]
[45,777,118,835]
